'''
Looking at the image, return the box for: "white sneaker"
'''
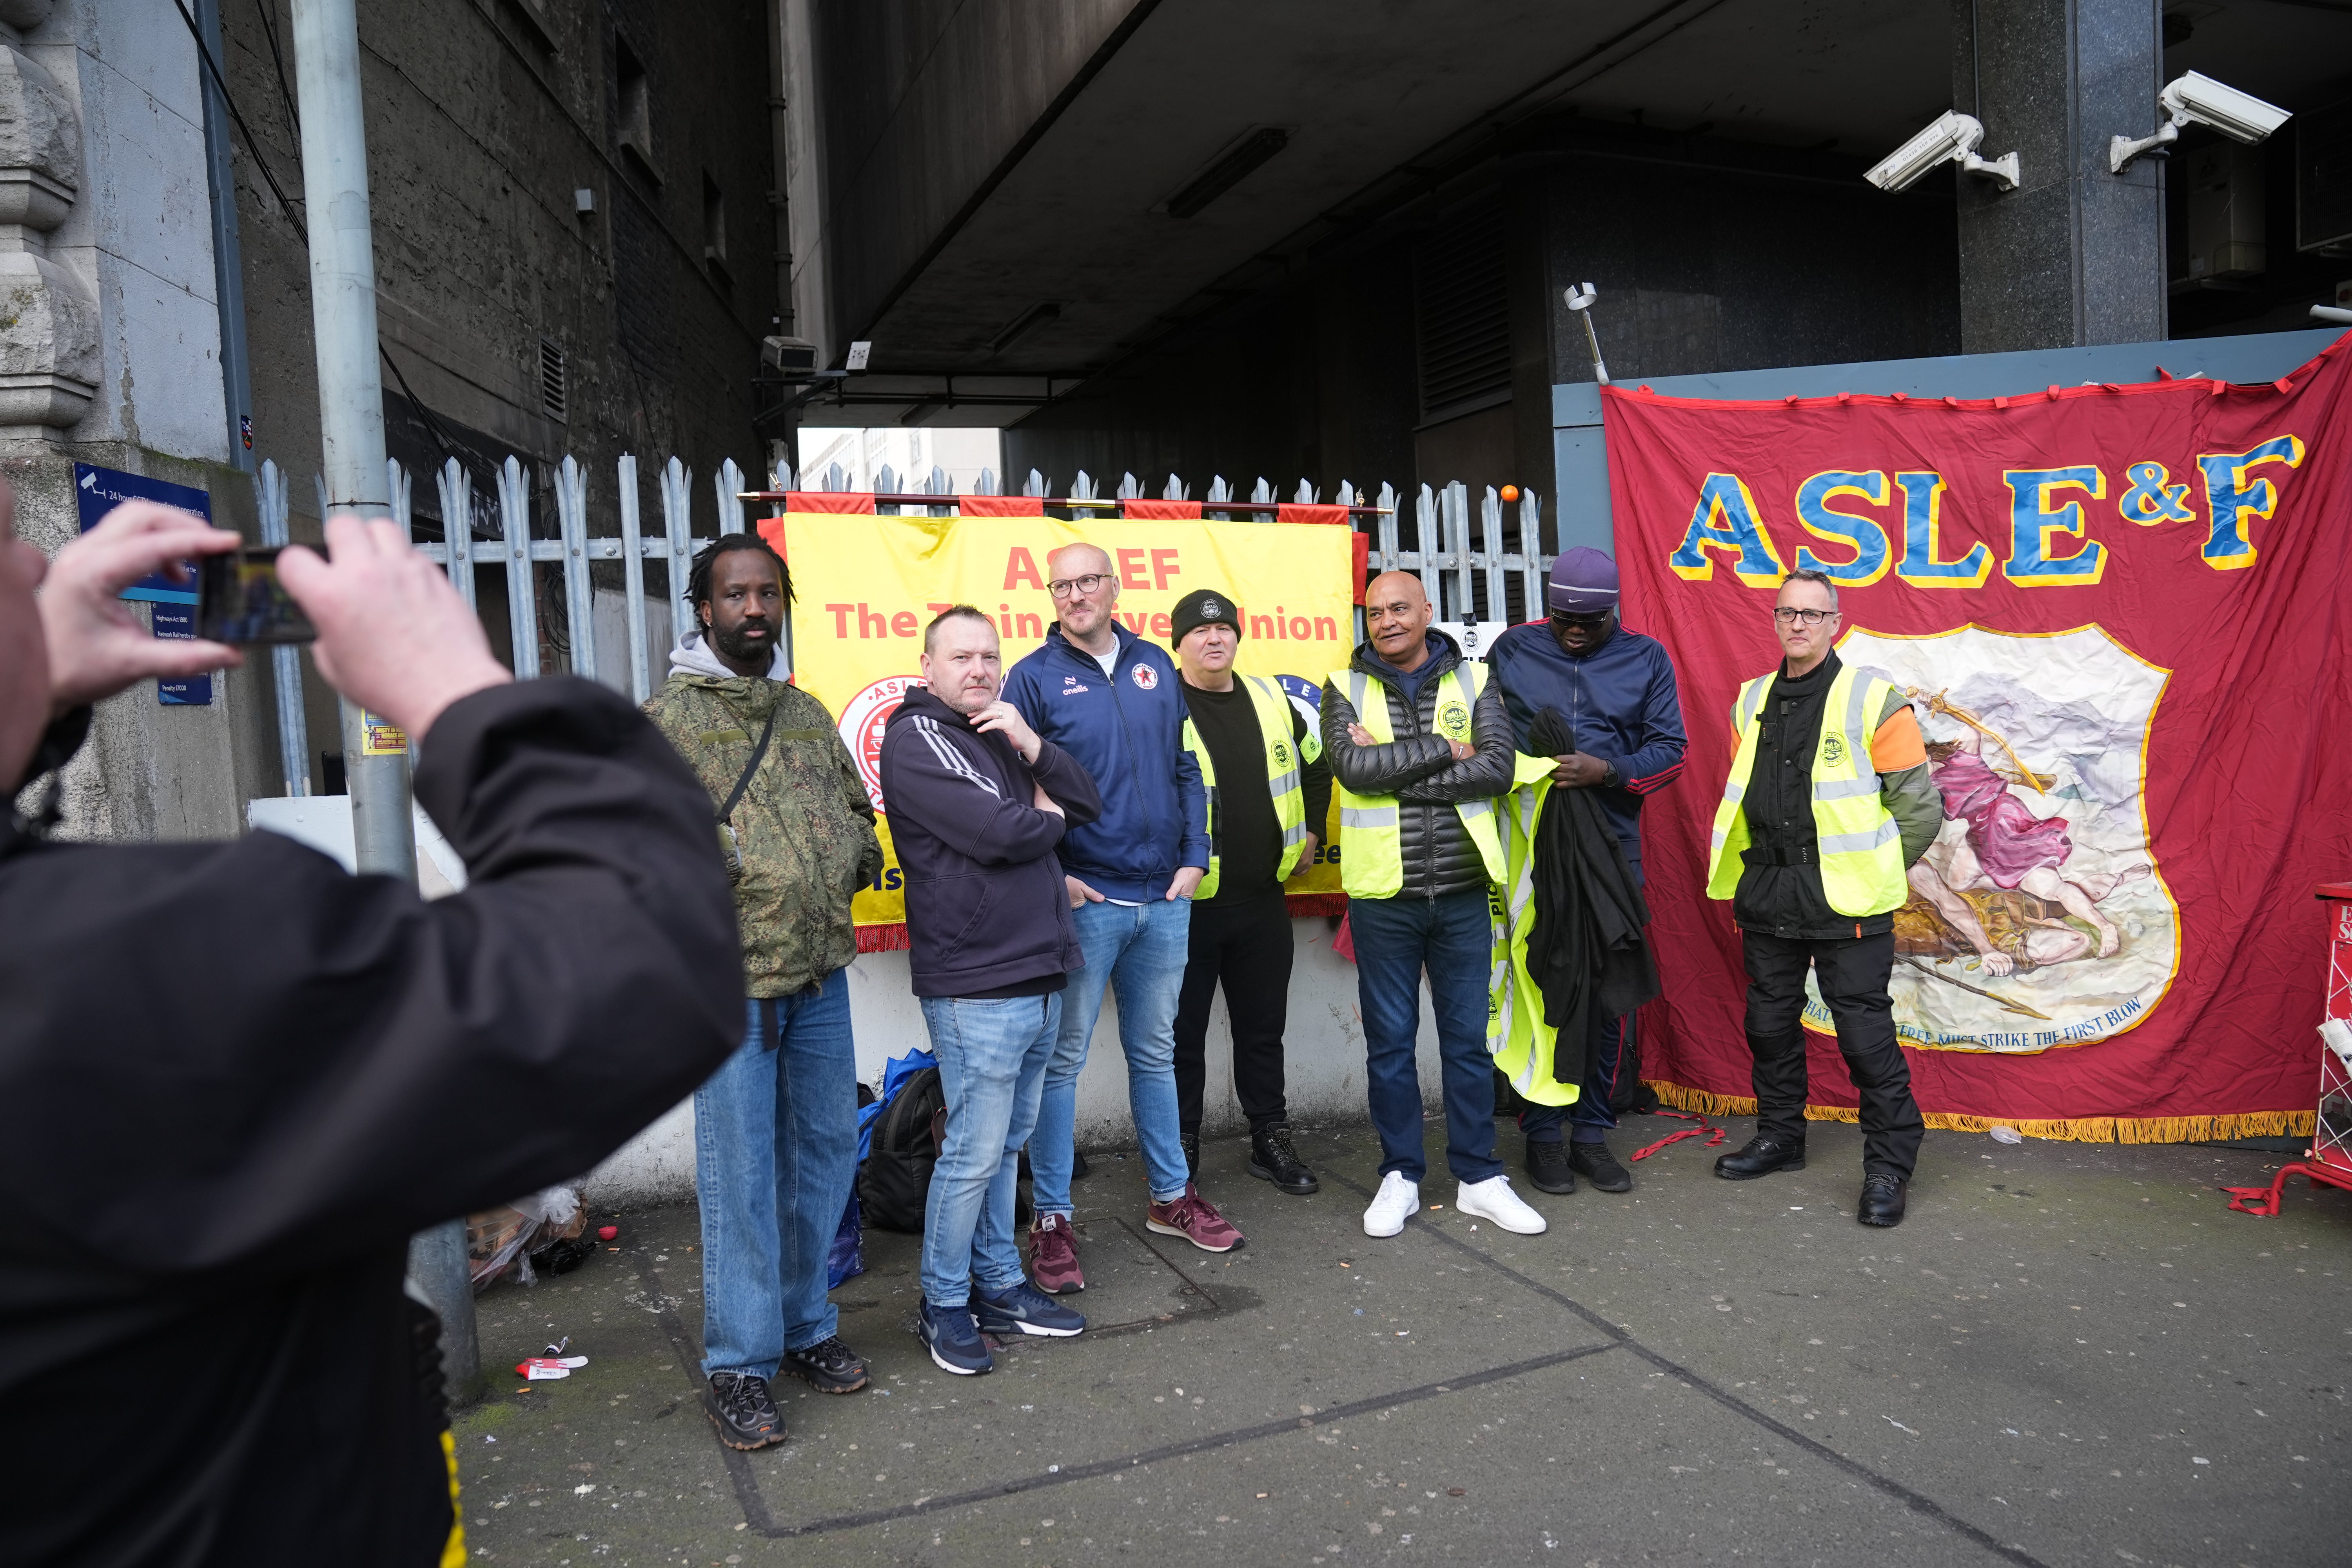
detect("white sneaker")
[1362,1171,1420,1238]
[1455,1174,1548,1235]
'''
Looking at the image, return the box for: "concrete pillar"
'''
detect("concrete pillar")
[1951,0,2165,351]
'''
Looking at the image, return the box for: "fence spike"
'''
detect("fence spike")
[977,466,999,497]
[1072,469,1096,501]
[1118,471,1140,500]
[1294,477,1316,505]
[876,463,898,504]
[716,459,746,535]
[497,456,541,680]
[388,459,412,538]
[617,454,651,704]
[1025,468,1046,498]
[1250,476,1272,506]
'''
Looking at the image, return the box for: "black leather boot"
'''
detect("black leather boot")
[1713,1134,1806,1180]
[1248,1123,1319,1195]
[1857,1172,1908,1226]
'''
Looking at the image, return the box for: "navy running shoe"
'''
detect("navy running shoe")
[916,1299,993,1375]
[973,1280,1087,1338]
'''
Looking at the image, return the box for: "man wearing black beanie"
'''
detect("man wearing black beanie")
[1168,589,1331,1194]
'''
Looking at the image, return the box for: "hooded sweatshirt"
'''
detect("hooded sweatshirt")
[879,684,1103,998]
[643,628,882,996]
[999,622,1208,902]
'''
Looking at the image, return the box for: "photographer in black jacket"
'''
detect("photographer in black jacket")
[0,493,740,1566]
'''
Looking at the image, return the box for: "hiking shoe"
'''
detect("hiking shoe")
[1456,1174,1548,1234]
[975,1280,1087,1338]
[1248,1123,1319,1195]
[1858,1173,1909,1227]
[1363,1170,1419,1237]
[1181,1132,1200,1180]
[1523,1136,1575,1194]
[1568,1139,1632,1194]
[702,1371,784,1449]
[1147,1182,1244,1252]
[916,1299,992,1376]
[781,1335,868,1394]
[1028,1212,1085,1294]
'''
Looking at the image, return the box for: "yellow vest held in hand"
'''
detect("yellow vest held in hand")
[1704,663,1907,918]
[1180,673,1321,901]
[1487,757,1582,1107]
[1329,662,1506,900]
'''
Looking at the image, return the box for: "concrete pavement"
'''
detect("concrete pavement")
[454,1112,2351,1567]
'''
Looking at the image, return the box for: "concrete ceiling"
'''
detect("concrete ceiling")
[816,0,2352,428]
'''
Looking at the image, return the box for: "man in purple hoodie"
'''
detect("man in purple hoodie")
[880,605,1104,1376]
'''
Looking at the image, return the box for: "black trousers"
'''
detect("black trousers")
[1741,929,1923,1180]
[1172,890,1293,1139]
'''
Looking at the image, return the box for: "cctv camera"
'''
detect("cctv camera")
[1865,111,2021,194]
[2110,70,2290,173]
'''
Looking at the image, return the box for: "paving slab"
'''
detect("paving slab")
[455,1113,2352,1567]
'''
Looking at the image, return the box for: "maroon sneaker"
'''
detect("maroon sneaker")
[1028,1212,1085,1294]
[1147,1183,1244,1253]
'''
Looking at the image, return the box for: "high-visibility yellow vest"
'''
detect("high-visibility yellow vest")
[1487,757,1580,1104]
[1180,673,1321,900]
[1330,661,1506,900]
[1705,662,1907,917]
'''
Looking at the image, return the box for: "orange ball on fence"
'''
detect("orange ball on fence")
[1499,485,1520,502]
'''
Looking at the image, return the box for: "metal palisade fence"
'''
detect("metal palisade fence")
[250,454,1555,798]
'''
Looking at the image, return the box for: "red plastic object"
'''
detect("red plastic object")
[597,1225,618,1241]
[2225,884,2352,1216]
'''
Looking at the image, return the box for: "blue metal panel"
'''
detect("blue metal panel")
[1551,326,2348,555]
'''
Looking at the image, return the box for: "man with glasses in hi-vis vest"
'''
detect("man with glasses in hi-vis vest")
[1323,571,1547,1240]
[1169,589,1332,1197]
[1706,568,1944,1227]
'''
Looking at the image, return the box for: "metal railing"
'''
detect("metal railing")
[252,454,1553,797]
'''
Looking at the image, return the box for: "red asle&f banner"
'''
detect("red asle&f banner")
[1606,333,2352,1142]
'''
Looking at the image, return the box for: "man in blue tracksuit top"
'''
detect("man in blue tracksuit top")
[1000,543,1245,1293]
[1486,547,1687,1197]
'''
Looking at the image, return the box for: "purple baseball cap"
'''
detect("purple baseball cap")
[1548,546,1620,615]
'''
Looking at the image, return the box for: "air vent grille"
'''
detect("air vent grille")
[1414,204,1510,421]
[539,338,568,423]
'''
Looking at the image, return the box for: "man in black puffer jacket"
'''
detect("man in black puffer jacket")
[1321,572,1545,1241]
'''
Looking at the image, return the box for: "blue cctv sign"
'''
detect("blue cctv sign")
[74,463,217,707]
[74,463,213,605]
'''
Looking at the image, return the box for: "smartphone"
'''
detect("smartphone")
[196,547,316,644]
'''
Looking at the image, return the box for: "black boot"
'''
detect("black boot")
[1857,1173,1908,1227]
[1713,1134,1806,1180]
[1181,1133,1200,1180]
[1567,1138,1632,1193]
[1248,1123,1319,1195]
[1523,1137,1575,1195]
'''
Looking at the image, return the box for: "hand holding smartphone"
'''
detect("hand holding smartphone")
[197,548,316,644]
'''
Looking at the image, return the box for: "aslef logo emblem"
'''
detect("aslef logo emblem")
[1201,597,1222,619]
[1821,731,1847,768]
[1272,740,1291,768]
[1437,699,1470,740]
[837,675,919,811]
[1132,663,1159,691]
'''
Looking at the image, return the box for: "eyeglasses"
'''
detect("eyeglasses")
[1048,573,1113,600]
[1772,606,1837,626]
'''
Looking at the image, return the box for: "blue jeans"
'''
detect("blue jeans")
[1521,1012,1628,1143]
[1350,891,1503,1184]
[694,975,858,1379]
[1031,898,1193,1216]
[919,992,1061,1307]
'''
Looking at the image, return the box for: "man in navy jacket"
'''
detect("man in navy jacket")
[1486,547,1687,1196]
[881,606,1102,1375]
[999,543,1242,1292]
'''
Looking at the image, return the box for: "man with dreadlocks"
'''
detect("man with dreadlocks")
[645,534,884,1449]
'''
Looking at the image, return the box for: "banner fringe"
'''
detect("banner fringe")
[1645,1080,2314,1145]
[854,923,911,955]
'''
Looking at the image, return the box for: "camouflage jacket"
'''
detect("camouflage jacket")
[644,674,882,997]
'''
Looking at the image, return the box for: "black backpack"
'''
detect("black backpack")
[858,1066,947,1233]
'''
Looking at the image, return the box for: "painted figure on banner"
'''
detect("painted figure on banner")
[1833,625,2180,1053]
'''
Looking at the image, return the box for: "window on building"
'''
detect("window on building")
[1412,202,1510,423]
[702,172,727,270]
[614,35,655,181]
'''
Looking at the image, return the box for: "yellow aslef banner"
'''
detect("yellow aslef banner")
[776,514,1354,932]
